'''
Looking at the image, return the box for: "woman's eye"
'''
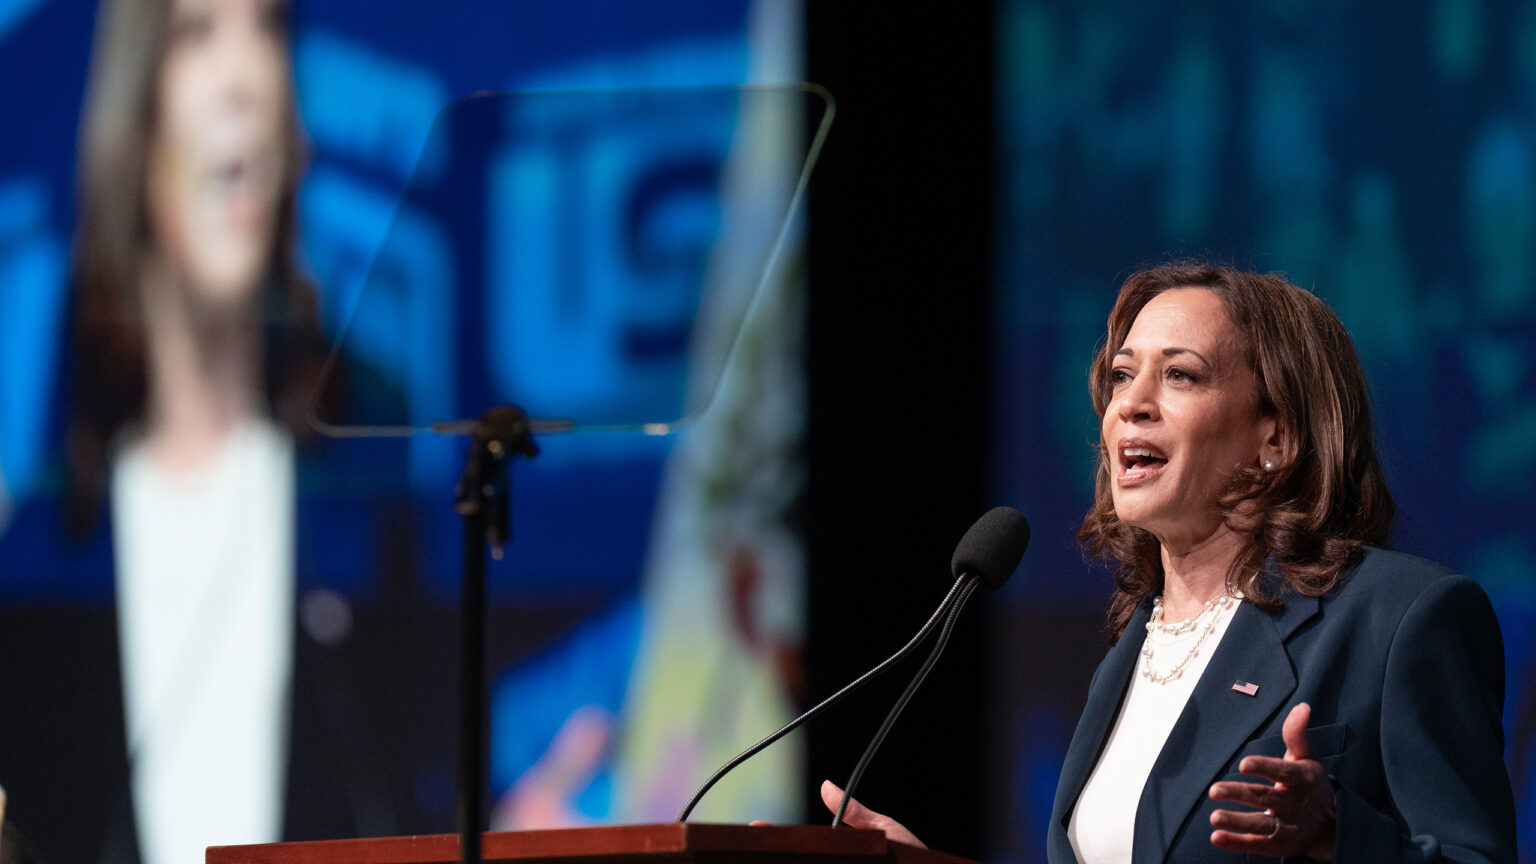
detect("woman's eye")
[1167,367,1197,384]
[1109,369,1132,387]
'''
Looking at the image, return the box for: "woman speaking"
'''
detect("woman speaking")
[832,262,1517,863]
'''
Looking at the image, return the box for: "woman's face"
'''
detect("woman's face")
[144,0,290,305]
[1101,288,1276,550]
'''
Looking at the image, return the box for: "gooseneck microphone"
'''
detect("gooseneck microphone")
[675,573,973,821]
[832,506,1029,826]
[675,506,1029,824]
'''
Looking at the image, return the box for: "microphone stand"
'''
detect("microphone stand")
[451,406,539,864]
[675,573,973,822]
[832,575,978,826]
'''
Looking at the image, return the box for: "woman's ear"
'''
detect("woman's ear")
[1257,415,1288,472]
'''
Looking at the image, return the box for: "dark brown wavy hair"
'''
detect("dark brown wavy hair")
[65,0,327,535]
[1077,262,1395,642]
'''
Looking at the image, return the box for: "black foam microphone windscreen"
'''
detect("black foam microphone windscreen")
[950,506,1030,589]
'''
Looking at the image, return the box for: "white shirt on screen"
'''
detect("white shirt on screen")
[113,418,294,864]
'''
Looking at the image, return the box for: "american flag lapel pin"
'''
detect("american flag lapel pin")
[1231,680,1260,696]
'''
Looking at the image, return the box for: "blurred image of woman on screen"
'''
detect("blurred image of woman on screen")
[66,0,326,860]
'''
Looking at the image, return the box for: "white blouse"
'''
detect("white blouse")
[1067,599,1242,864]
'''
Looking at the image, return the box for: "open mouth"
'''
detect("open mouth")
[203,150,281,230]
[1118,443,1168,476]
[213,153,274,197]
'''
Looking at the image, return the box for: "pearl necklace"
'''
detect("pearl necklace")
[1140,591,1241,685]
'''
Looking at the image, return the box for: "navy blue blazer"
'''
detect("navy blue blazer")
[1047,548,1517,864]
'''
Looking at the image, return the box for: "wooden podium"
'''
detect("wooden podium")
[206,824,983,864]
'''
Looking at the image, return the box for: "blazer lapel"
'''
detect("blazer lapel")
[1132,591,1320,864]
[1048,600,1150,863]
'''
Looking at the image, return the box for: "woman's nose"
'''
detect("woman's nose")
[219,5,285,110]
[1115,374,1159,422]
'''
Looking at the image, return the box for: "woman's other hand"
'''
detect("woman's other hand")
[1207,702,1337,861]
[820,780,926,848]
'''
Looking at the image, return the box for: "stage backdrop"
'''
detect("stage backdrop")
[0,2,807,862]
[989,2,1536,862]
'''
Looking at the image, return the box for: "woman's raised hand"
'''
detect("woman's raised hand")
[1207,702,1337,861]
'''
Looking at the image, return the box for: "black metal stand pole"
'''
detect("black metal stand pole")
[456,502,487,864]
[453,406,538,864]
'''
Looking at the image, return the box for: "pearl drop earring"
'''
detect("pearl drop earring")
[1263,460,1276,472]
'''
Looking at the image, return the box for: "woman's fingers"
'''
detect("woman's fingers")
[1207,703,1337,861]
[1214,809,1277,836]
[1209,779,1275,811]
[1235,754,1313,788]
[820,781,927,849]
[1209,793,1289,856]
[820,780,878,828]
[1281,702,1314,760]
